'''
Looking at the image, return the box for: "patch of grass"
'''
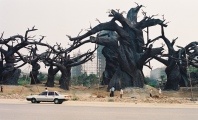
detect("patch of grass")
[108,98,114,102]
[8,93,12,95]
[18,79,30,85]
[149,84,157,88]
[71,93,79,101]
[18,74,31,85]
[72,96,79,101]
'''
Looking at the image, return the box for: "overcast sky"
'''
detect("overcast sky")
[1,0,198,76]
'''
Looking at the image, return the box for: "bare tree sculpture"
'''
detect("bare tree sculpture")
[68,4,166,90]
[42,48,97,90]
[0,27,44,84]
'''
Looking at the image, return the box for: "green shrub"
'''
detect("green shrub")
[18,75,30,85]
[149,84,157,88]
[18,79,30,85]
[72,96,79,101]
[108,99,114,102]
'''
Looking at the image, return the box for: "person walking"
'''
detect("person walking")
[120,89,123,98]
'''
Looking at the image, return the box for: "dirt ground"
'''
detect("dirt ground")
[0,83,198,104]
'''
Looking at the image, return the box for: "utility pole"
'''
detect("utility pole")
[177,46,197,101]
[97,71,101,96]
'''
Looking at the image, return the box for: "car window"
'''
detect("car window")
[39,92,47,95]
[48,92,55,96]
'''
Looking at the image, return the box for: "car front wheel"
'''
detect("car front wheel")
[31,98,37,103]
[54,99,60,104]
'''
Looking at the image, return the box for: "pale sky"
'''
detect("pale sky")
[1,0,198,76]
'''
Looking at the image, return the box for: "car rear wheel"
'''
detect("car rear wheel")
[31,98,37,103]
[54,99,60,104]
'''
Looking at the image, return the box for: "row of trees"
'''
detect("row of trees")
[1,3,198,91]
[18,72,47,85]
[0,26,97,90]
[18,72,99,87]
[71,73,99,87]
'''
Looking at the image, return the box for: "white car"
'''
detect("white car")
[26,91,69,104]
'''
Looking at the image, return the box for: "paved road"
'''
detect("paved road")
[0,100,197,120]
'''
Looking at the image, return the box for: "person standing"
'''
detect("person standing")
[158,88,162,95]
[120,89,123,98]
[1,86,3,92]
[109,88,112,97]
[45,88,48,92]
[110,86,115,97]
[150,89,153,97]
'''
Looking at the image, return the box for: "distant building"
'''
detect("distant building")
[97,45,106,77]
[71,45,106,77]
[81,52,97,75]
[71,64,82,77]
[71,51,83,77]
[150,67,166,81]
[150,67,167,87]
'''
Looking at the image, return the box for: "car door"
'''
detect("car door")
[37,91,48,101]
[47,92,55,101]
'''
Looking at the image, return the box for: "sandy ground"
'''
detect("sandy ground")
[0,84,198,107]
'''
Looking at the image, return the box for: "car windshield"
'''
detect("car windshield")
[55,91,61,95]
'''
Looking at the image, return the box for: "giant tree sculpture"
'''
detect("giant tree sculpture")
[28,46,42,84]
[184,42,198,67]
[0,27,46,85]
[153,25,189,90]
[68,4,166,90]
[153,24,198,90]
[0,43,21,84]
[0,26,97,88]
[42,48,97,90]
[179,42,198,86]
[17,46,42,84]
[39,39,95,88]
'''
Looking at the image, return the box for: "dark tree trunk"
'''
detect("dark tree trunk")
[59,68,69,90]
[0,53,3,83]
[101,47,119,85]
[45,66,59,87]
[164,59,188,90]
[2,55,21,85]
[91,31,162,90]
[154,55,188,90]
[30,63,40,84]
[7,68,21,85]
[165,65,181,90]
[65,66,71,87]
